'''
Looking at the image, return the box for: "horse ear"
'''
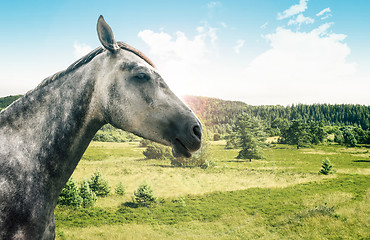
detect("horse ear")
[97,15,118,53]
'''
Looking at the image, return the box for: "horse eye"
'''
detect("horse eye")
[134,73,150,82]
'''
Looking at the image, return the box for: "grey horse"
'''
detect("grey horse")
[0,16,202,239]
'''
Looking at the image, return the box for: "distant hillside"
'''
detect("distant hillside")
[182,95,246,127]
[183,96,370,131]
[0,95,22,110]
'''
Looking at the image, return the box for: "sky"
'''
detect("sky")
[0,0,369,105]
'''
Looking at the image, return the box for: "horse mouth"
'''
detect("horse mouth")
[172,139,192,158]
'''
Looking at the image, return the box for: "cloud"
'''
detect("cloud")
[138,26,217,64]
[234,40,245,54]
[316,7,331,16]
[206,1,221,18]
[73,41,92,59]
[288,14,314,26]
[316,7,332,20]
[207,1,220,9]
[138,26,220,96]
[260,22,268,29]
[241,25,360,104]
[277,0,308,20]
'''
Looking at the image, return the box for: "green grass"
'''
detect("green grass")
[55,142,370,239]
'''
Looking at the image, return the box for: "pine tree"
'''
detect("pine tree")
[88,171,111,197]
[342,127,357,147]
[80,180,97,207]
[134,183,157,206]
[319,158,334,175]
[57,178,83,208]
[308,121,327,144]
[334,130,344,144]
[228,113,267,161]
[284,119,311,149]
[115,182,126,196]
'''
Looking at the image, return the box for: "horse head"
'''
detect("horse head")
[94,16,202,158]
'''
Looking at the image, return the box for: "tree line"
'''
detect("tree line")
[183,96,370,136]
[0,95,22,110]
[184,96,370,142]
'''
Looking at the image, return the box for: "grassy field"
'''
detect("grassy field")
[55,141,370,239]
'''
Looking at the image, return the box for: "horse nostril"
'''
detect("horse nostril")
[193,126,202,141]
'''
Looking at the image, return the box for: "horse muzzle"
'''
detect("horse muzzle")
[171,124,202,158]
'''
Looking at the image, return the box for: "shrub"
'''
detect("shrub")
[88,171,111,197]
[171,157,206,168]
[308,203,335,217]
[342,127,357,147]
[92,124,139,142]
[200,160,217,169]
[334,130,344,144]
[58,178,82,208]
[134,183,157,206]
[295,202,336,221]
[213,134,221,141]
[171,136,211,167]
[142,142,173,160]
[79,180,97,208]
[319,158,334,175]
[115,182,126,196]
[139,139,151,148]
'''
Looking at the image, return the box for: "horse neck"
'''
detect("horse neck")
[1,63,104,186]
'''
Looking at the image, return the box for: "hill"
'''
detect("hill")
[0,95,22,110]
[183,96,370,132]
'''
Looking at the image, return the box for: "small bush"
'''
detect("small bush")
[308,203,335,217]
[172,197,186,207]
[88,171,111,197]
[171,137,210,168]
[115,182,126,196]
[56,231,66,240]
[213,134,221,141]
[319,158,334,175]
[79,180,97,208]
[297,203,336,219]
[171,157,205,167]
[201,160,217,169]
[58,178,82,208]
[134,183,157,206]
[139,139,151,148]
[142,142,173,160]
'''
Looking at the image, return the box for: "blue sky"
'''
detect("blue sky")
[1,0,369,105]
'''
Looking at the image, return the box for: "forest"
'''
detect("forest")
[183,95,370,132]
[0,95,23,110]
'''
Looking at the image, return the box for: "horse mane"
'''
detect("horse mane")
[117,42,155,68]
[40,42,155,88]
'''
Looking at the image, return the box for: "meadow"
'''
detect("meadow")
[55,141,370,239]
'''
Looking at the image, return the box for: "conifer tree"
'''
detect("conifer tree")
[342,127,357,147]
[88,171,111,197]
[284,119,311,149]
[80,180,97,207]
[57,178,82,208]
[228,113,267,161]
